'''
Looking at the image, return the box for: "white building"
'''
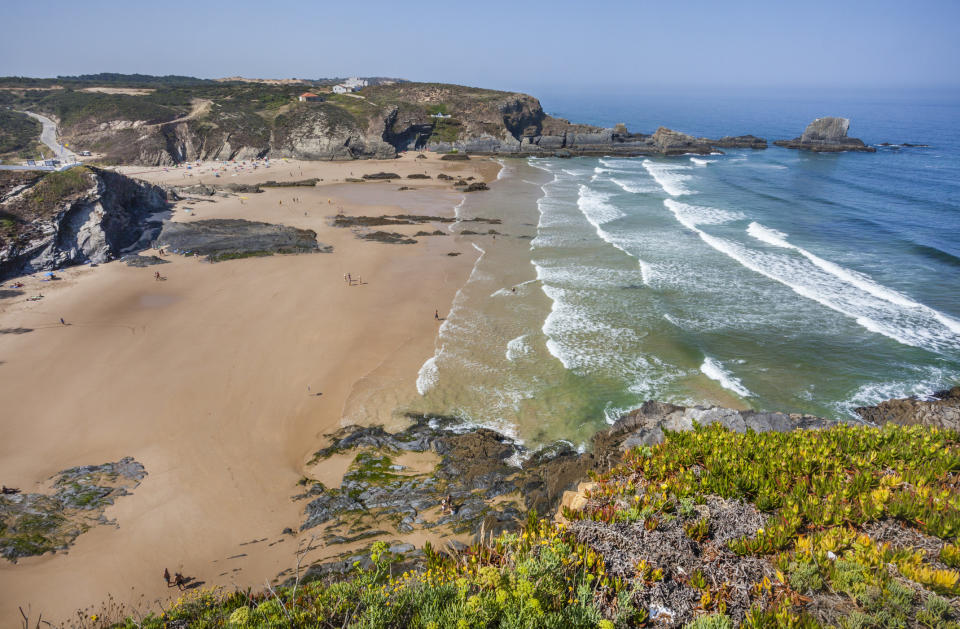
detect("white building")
[333,77,368,94]
[342,77,368,90]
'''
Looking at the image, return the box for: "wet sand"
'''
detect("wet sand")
[0,153,497,623]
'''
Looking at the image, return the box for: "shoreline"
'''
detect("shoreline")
[0,153,499,622]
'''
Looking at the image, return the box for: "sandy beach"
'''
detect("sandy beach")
[0,152,498,623]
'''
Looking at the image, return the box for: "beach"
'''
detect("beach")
[0,152,498,622]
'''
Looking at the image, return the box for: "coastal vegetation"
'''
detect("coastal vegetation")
[0,109,41,158]
[88,422,960,627]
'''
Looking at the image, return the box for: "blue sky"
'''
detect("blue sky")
[2,0,958,91]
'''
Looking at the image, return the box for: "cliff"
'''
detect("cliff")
[0,78,771,164]
[0,167,169,279]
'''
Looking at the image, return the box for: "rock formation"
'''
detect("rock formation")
[0,168,169,280]
[16,80,772,164]
[155,219,330,261]
[774,116,876,152]
[854,386,960,430]
[295,402,839,550]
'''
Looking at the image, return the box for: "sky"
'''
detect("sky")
[2,0,958,92]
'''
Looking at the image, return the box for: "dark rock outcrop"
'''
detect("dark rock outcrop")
[121,254,168,267]
[712,134,768,149]
[854,386,960,430]
[774,117,876,152]
[155,219,330,261]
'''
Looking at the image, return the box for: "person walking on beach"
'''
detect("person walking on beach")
[163,568,171,587]
[435,310,440,321]
[60,317,66,325]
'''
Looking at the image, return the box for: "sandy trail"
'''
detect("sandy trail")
[0,153,497,623]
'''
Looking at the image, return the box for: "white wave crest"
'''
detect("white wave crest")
[701,357,753,397]
[664,199,744,230]
[577,185,625,225]
[747,221,953,316]
[611,178,658,194]
[664,202,960,354]
[690,157,710,166]
[639,260,654,286]
[642,159,694,196]
[415,356,439,395]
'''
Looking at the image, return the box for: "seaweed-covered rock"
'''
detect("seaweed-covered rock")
[0,457,146,561]
[155,219,330,261]
[357,231,417,245]
[121,254,169,267]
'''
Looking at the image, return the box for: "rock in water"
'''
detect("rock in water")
[801,117,850,143]
[774,116,876,152]
[854,386,960,430]
[650,127,714,155]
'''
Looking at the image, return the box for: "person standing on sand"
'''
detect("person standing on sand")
[435,310,440,320]
[60,317,66,325]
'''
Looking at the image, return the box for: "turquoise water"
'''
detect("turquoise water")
[410,89,960,446]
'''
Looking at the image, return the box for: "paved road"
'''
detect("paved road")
[23,111,78,162]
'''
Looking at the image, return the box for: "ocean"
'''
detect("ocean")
[408,88,960,447]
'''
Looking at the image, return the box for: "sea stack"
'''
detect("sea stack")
[774,116,876,152]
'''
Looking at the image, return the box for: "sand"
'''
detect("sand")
[0,152,498,623]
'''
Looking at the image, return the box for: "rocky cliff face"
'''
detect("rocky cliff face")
[36,82,776,164]
[774,116,876,152]
[0,168,169,279]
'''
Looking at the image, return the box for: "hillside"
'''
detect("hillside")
[0,77,543,164]
[0,75,767,165]
[0,108,42,160]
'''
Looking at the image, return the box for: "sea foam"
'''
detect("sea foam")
[642,160,694,196]
[505,334,532,361]
[701,357,753,397]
